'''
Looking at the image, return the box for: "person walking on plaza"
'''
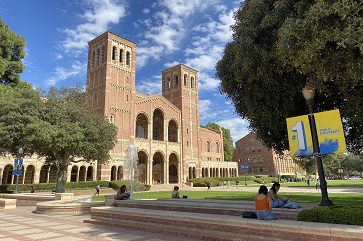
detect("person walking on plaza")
[223,180,226,189]
[95,184,100,196]
[254,185,278,220]
[207,181,211,191]
[316,178,320,193]
[236,179,239,188]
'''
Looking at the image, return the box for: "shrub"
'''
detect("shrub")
[190,178,220,187]
[109,180,150,192]
[298,206,363,225]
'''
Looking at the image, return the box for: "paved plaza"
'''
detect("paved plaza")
[0,206,201,241]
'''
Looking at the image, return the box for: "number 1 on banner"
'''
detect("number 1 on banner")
[291,120,307,151]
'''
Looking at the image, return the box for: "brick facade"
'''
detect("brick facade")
[0,31,238,185]
[233,133,296,177]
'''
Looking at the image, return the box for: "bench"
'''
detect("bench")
[87,206,363,241]
[0,198,17,210]
[112,198,316,220]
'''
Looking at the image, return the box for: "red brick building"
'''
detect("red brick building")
[233,133,296,177]
[86,32,238,184]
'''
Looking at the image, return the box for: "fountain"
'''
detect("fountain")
[124,144,139,198]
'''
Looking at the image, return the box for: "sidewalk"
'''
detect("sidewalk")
[0,206,201,241]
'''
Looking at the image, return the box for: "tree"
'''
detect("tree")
[342,155,363,176]
[0,82,43,155]
[0,84,118,192]
[216,0,363,155]
[202,122,234,162]
[0,17,26,84]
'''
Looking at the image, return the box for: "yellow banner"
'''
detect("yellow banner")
[286,114,313,156]
[286,109,347,156]
[315,109,347,154]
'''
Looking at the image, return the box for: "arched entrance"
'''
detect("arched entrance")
[24,165,35,184]
[2,165,13,184]
[111,166,117,181]
[86,166,93,181]
[70,166,78,182]
[79,166,86,181]
[168,153,178,183]
[152,152,164,184]
[138,151,148,184]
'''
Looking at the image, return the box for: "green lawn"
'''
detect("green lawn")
[91,179,363,206]
[280,179,363,188]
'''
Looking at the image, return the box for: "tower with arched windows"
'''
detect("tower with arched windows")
[84,31,238,184]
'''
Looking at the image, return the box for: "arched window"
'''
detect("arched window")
[216,142,219,153]
[184,74,187,86]
[119,49,123,63]
[137,125,145,138]
[168,78,171,89]
[191,77,195,89]
[96,48,100,66]
[91,51,95,68]
[109,114,115,124]
[207,141,210,152]
[174,75,178,88]
[126,51,131,65]
[112,46,117,60]
[101,46,105,63]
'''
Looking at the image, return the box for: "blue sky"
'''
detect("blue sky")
[0,0,250,144]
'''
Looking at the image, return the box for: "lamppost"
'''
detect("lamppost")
[14,147,23,194]
[302,86,334,206]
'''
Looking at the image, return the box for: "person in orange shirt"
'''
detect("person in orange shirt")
[254,185,278,220]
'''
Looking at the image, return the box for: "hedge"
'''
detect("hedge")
[0,180,150,193]
[297,206,363,225]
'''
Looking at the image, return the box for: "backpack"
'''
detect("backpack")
[242,211,257,219]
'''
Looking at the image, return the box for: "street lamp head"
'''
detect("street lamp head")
[302,86,315,101]
[18,148,23,155]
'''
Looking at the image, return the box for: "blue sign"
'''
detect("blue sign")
[241,163,249,171]
[12,158,23,176]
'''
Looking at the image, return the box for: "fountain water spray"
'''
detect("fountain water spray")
[125,144,138,198]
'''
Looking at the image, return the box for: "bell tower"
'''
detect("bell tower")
[161,64,200,179]
[86,31,137,180]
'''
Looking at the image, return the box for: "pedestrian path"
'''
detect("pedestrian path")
[0,206,200,241]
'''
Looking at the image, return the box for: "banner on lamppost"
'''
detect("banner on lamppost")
[286,109,346,157]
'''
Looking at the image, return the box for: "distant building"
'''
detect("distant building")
[0,31,238,185]
[233,133,296,177]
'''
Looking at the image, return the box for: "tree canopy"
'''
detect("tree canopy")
[216,0,363,155]
[0,83,118,192]
[0,17,26,84]
[202,122,234,162]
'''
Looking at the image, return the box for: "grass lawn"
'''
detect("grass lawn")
[89,179,363,206]
[129,191,363,207]
[280,179,363,188]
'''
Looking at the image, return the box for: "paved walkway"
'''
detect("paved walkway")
[0,206,200,241]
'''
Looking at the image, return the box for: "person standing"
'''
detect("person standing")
[254,185,278,220]
[236,179,239,188]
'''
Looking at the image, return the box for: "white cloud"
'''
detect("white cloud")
[49,0,126,86]
[142,8,150,14]
[216,118,250,144]
[136,0,226,70]
[136,77,162,95]
[60,0,126,55]
[45,61,85,86]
